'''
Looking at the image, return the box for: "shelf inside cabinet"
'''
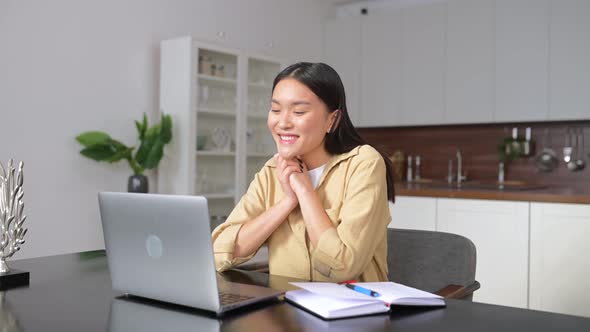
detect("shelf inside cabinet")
[196,150,236,157]
[197,108,236,117]
[198,74,237,85]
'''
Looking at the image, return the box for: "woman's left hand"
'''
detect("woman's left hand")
[288,158,315,197]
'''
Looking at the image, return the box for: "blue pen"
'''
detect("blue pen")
[344,283,381,297]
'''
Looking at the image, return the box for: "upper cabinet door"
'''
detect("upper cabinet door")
[324,17,362,125]
[360,11,402,128]
[495,0,550,122]
[446,0,494,124]
[549,0,590,120]
[401,2,446,125]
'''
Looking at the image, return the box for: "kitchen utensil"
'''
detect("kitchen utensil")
[535,129,559,172]
[575,128,586,171]
[567,129,579,171]
[563,128,573,163]
[523,127,532,156]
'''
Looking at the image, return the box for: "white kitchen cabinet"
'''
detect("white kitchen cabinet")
[359,11,402,127]
[436,198,529,308]
[323,0,590,125]
[530,202,590,318]
[549,0,590,121]
[401,2,446,125]
[388,197,436,231]
[324,17,362,126]
[445,0,494,124]
[495,0,550,122]
[158,37,283,219]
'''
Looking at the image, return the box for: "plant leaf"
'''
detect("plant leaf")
[109,139,130,151]
[160,114,173,144]
[143,140,164,169]
[106,147,134,163]
[142,113,148,136]
[135,120,143,139]
[135,127,158,165]
[80,143,117,161]
[76,131,111,147]
[135,113,148,140]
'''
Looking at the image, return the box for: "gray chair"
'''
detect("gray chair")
[387,228,480,300]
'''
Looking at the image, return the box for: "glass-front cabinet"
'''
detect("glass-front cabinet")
[158,36,283,228]
[245,58,281,191]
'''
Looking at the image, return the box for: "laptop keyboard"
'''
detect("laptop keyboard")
[219,292,255,305]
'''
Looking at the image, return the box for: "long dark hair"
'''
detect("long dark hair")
[272,62,395,202]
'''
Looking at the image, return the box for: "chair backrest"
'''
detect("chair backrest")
[387,228,477,297]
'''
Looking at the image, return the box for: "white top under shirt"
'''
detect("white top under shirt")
[308,164,327,189]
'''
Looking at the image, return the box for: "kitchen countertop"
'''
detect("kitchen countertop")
[396,182,590,204]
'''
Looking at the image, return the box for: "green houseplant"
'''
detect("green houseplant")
[75,113,172,193]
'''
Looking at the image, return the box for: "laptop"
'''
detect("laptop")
[98,192,282,315]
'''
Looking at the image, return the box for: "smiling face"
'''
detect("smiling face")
[268,78,337,168]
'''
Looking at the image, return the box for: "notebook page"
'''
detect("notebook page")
[290,282,381,301]
[285,289,388,319]
[357,282,443,304]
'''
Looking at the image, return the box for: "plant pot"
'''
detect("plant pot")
[128,174,148,193]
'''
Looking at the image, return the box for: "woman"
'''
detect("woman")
[212,62,395,282]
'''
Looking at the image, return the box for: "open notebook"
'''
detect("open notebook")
[285,282,445,320]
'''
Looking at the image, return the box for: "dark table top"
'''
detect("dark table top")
[3,252,590,331]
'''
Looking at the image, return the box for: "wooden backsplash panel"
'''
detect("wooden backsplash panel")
[357,121,590,190]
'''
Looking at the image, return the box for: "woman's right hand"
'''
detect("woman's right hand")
[274,154,300,207]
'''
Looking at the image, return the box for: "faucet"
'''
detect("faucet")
[456,149,467,185]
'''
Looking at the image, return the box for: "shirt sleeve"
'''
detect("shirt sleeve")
[310,155,390,281]
[211,168,268,272]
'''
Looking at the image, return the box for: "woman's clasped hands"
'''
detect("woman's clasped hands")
[274,154,315,205]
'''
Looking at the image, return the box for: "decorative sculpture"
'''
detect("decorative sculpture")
[0,159,29,289]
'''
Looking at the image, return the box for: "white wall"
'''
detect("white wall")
[0,0,329,260]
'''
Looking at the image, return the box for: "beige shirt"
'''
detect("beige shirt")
[212,145,390,282]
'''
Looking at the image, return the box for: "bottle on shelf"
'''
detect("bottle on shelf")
[406,156,413,182]
[415,155,421,181]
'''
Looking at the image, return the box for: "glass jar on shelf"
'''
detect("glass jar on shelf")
[198,85,209,107]
[199,56,212,75]
[196,167,210,193]
[216,64,225,78]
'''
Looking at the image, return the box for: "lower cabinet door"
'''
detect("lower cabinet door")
[388,196,436,231]
[530,202,590,318]
[436,198,529,308]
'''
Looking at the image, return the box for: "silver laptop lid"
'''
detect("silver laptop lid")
[98,192,220,312]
